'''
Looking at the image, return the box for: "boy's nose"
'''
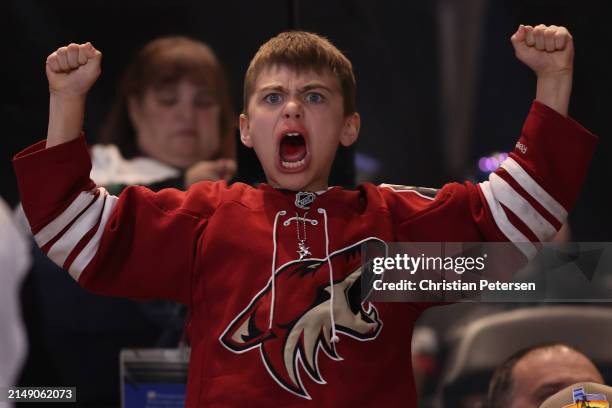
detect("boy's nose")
[282,100,302,119]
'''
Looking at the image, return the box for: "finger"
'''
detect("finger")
[533,24,546,50]
[511,24,526,43]
[214,159,234,180]
[66,43,80,68]
[46,53,61,73]
[544,26,557,52]
[77,45,88,64]
[225,159,237,174]
[524,25,535,46]
[56,47,70,72]
[554,26,571,50]
[223,159,237,180]
[215,159,228,178]
[83,42,102,61]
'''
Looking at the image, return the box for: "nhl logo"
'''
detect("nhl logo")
[295,192,316,209]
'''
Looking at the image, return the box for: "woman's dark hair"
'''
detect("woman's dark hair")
[99,36,235,161]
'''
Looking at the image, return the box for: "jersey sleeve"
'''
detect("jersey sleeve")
[380,101,597,259]
[13,136,222,304]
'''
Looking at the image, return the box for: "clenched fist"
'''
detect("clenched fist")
[46,42,102,97]
[511,24,574,77]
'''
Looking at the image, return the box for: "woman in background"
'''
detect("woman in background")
[18,36,236,407]
[94,35,236,192]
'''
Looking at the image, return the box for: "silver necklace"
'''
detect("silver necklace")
[295,211,312,260]
[293,192,316,260]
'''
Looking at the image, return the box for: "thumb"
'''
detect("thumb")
[83,42,102,61]
[511,24,526,44]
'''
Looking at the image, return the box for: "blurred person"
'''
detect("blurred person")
[488,343,604,408]
[0,197,30,400]
[15,36,236,406]
[95,35,236,191]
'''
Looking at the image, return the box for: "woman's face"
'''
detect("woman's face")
[129,78,222,168]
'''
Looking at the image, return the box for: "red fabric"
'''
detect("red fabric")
[12,101,597,407]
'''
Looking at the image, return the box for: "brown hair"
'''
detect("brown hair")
[243,31,356,115]
[99,36,235,161]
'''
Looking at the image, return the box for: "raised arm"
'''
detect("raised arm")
[386,25,596,260]
[511,24,573,116]
[46,42,102,148]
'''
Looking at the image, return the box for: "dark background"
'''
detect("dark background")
[2,0,609,235]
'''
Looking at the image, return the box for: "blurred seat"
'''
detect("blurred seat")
[435,305,612,408]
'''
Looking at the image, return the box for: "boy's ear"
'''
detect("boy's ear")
[340,112,360,147]
[239,113,253,148]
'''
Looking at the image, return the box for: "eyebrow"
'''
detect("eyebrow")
[299,83,333,93]
[257,82,334,94]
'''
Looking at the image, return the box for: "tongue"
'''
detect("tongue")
[280,137,307,162]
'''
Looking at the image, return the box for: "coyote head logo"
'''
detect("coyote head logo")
[219,238,385,399]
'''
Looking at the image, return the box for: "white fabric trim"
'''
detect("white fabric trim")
[68,190,118,281]
[34,191,97,247]
[479,181,537,259]
[489,173,557,242]
[501,157,567,223]
[47,190,107,268]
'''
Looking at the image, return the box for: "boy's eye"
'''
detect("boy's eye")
[305,92,323,104]
[264,93,283,105]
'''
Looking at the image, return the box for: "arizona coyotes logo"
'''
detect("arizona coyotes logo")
[219,238,386,399]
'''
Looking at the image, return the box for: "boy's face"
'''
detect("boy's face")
[240,65,359,191]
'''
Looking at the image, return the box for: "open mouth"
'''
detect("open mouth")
[279,132,308,170]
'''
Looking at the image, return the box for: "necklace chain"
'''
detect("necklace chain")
[295,211,312,260]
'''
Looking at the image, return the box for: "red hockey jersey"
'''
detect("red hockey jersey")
[13,102,596,406]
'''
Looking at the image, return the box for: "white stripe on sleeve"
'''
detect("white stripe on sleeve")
[34,191,97,247]
[479,181,537,259]
[46,190,108,268]
[68,192,118,281]
[501,157,567,224]
[489,173,557,242]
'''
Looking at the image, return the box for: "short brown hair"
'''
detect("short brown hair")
[243,31,356,115]
[99,36,235,161]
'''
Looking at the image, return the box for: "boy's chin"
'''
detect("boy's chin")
[270,173,326,192]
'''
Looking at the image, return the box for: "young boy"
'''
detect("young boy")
[14,26,596,406]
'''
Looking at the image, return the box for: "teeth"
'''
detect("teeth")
[285,132,301,137]
[281,158,305,168]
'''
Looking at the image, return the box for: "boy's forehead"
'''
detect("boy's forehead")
[253,64,341,91]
